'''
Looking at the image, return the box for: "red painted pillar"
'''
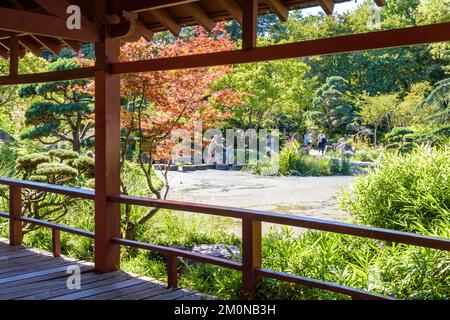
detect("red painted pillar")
[94,1,121,272]
[242,217,262,298]
[242,0,257,51]
[9,186,23,246]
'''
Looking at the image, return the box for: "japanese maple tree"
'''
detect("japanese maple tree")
[119,24,240,239]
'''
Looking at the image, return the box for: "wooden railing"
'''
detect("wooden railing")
[1,177,450,300]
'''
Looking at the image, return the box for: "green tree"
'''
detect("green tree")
[18,59,93,152]
[309,76,355,135]
[281,1,446,95]
[0,149,94,233]
[0,53,48,135]
[418,78,450,126]
[215,56,316,131]
[386,127,415,153]
[359,93,398,145]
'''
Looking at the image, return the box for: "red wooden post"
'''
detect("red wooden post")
[52,229,61,257]
[167,254,179,289]
[242,217,262,299]
[9,36,19,76]
[9,185,22,246]
[242,0,257,51]
[93,0,122,273]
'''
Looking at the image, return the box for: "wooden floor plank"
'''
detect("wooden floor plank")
[146,288,196,300]
[0,250,40,261]
[1,264,93,288]
[15,272,133,300]
[0,259,83,279]
[0,263,93,285]
[81,281,169,300]
[49,278,148,300]
[0,238,213,300]
[112,285,169,300]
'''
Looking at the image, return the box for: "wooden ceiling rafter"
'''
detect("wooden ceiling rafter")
[18,36,43,57]
[32,0,99,42]
[0,39,26,58]
[317,0,334,15]
[0,0,391,58]
[0,6,99,42]
[183,3,216,32]
[149,9,182,37]
[265,0,289,21]
[31,35,62,55]
[60,39,81,52]
[121,0,200,13]
[216,0,243,25]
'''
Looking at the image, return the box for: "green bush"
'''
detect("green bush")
[340,147,450,232]
[353,150,375,162]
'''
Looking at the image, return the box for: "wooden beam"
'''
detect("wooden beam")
[33,0,98,40]
[111,22,450,74]
[9,36,19,76]
[150,9,181,36]
[135,20,154,41]
[242,0,258,50]
[60,39,81,52]
[0,45,8,59]
[0,7,99,42]
[0,30,19,40]
[374,0,386,6]
[242,218,262,299]
[265,0,289,21]
[19,37,43,57]
[0,67,95,85]
[32,35,62,55]
[0,40,27,58]
[93,0,121,273]
[121,0,199,13]
[9,186,23,246]
[317,0,334,15]
[183,3,216,32]
[217,0,243,25]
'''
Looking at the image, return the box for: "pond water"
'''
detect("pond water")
[162,170,355,235]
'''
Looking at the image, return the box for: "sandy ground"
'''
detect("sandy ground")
[160,170,355,235]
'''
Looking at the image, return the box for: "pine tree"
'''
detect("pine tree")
[19,59,93,152]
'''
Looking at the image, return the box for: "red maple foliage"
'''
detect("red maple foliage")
[120,23,241,162]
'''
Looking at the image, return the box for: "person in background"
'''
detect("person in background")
[285,133,292,148]
[317,131,327,155]
[303,131,311,147]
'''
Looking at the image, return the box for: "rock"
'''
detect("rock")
[0,130,14,143]
[193,164,209,170]
[230,164,243,171]
[215,164,231,170]
[191,244,241,260]
[179,165,195,172]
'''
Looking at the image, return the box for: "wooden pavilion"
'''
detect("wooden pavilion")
[0,0,449,300]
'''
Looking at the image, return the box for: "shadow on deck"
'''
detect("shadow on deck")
[0,238,212,300]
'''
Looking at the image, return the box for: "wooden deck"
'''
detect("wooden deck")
[0,238,211,300]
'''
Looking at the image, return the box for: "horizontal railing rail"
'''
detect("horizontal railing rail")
[0,177,95,200]
[1,178,449,300]
[0,212,95,239]
[109,194,450,251]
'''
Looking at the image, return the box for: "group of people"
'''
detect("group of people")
[286,131,327,155]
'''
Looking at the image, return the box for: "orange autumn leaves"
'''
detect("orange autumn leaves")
[119,24,241,161]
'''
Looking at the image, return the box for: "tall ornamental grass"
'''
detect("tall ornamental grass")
[340,147,450,232]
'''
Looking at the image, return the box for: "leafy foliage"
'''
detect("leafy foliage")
[308,76,355,135]
[340,147,450,232]
[18,59,93,152]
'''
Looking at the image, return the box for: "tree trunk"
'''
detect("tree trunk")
[373,126,378,146]
[72,134,80,153]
